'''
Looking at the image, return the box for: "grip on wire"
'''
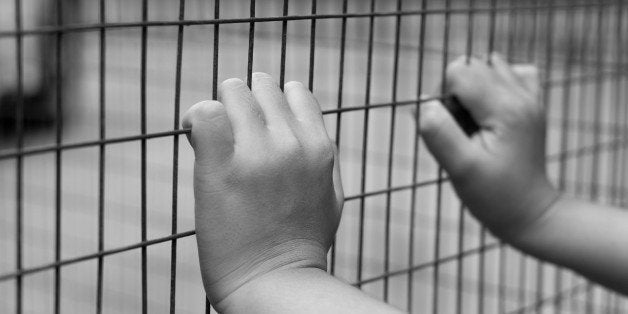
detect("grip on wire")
[442,95,480,136]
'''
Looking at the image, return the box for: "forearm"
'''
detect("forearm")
[216,267,404,314]
[510,196,628,294]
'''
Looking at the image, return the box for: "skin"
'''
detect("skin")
[420,53,628,295]
[182,72,402,313]
[183,54,628,313]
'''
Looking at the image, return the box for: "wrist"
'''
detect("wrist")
[216,267,330,314]
[203,239,328,312]
[497,181,562,243]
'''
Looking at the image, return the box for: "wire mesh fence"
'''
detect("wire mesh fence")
[0,0,627,313]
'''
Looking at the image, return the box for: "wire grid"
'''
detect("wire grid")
[0,0,627,313]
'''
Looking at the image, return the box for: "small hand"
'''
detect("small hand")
[419,53,559,240]
[182,73,343,311]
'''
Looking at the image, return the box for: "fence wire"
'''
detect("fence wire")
[0,0,627,313]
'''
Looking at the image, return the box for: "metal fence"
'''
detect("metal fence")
[0,0,627,313]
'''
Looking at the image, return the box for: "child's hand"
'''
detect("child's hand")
[420,53,560,240]
[182,73,343,310]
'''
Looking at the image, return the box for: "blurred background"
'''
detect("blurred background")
[1,0,627,313]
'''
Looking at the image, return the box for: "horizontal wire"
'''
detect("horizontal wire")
[0,230,196,282]
[0,98,434,160]
[546,137,628,162]
[0,2,612,38]
[0,129,190,160]
[1,1,620,310]
[547,117,628,135]
[353,242,501,286]
[0,138,623,282]
[345,177,446,201]
[391,245,579,309]
[0,70,621,161]
[507,283,588,314]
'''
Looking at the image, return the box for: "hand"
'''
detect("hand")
[182,73,344,311]
[419,53,560,240]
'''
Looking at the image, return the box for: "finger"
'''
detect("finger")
[445,55,498,125]
[489,52,523,87]
[251,72,294,130]
[181,100,235,167]
[218,78,266,141]
[419,100,476,177]
[284,81,326,133]
[511,64,540,95]
[332,143,344,214]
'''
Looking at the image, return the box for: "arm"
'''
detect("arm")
[513,198,628,294]
[222,267,404,313]
[182,73,403,314]
[419,53,628,294]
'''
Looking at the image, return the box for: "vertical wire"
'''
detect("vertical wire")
[308,0,317,91]
[610,0,624,209]
[454,207,465,314]
[455,1,474,313]
[433,1,451,313]
[96,0,106,312]
[527,0,538,62]
[465,0,474,63]
[408,0,428,311]
[586,4,606,312]
[519,0,540,309]
[619,20,628,314]
[246,0,256,87]
[554,4,577,313]
[140,1,148,313]
[382,0,402,302]
[170,1,186,313]
[571,5,592,310]
[54,0,64,313]
[487,0,497,54]
[518,251,527,310]
[506,0,517,63]
[206,1,221,310]
[534,1,555,312]
[498,2,516,312]
[477,1,497,313]
[619,2,628,311]
[613,0,625,209]
[356,0,376,289]
[619,1,628,212]
[330,0,348,276]
[212,0,220,100]
[13,0,24,313]
[574,3,592,198]
[279,0,288,89]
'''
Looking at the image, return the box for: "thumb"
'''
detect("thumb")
[419,100,476,177]
[182,100,235,167]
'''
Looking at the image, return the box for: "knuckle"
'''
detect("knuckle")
[183,100,225,126]
[275,133,303,155]
[496,93,540,125]
[253,72,273,80]
[194,100,224,114]
[311,137,334,166]
[419,101,445,134]
[284,80,305,93]
[219,78,246,93]
[252,72,277,88]
[193,101,228,123]
[445,61,467,90]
